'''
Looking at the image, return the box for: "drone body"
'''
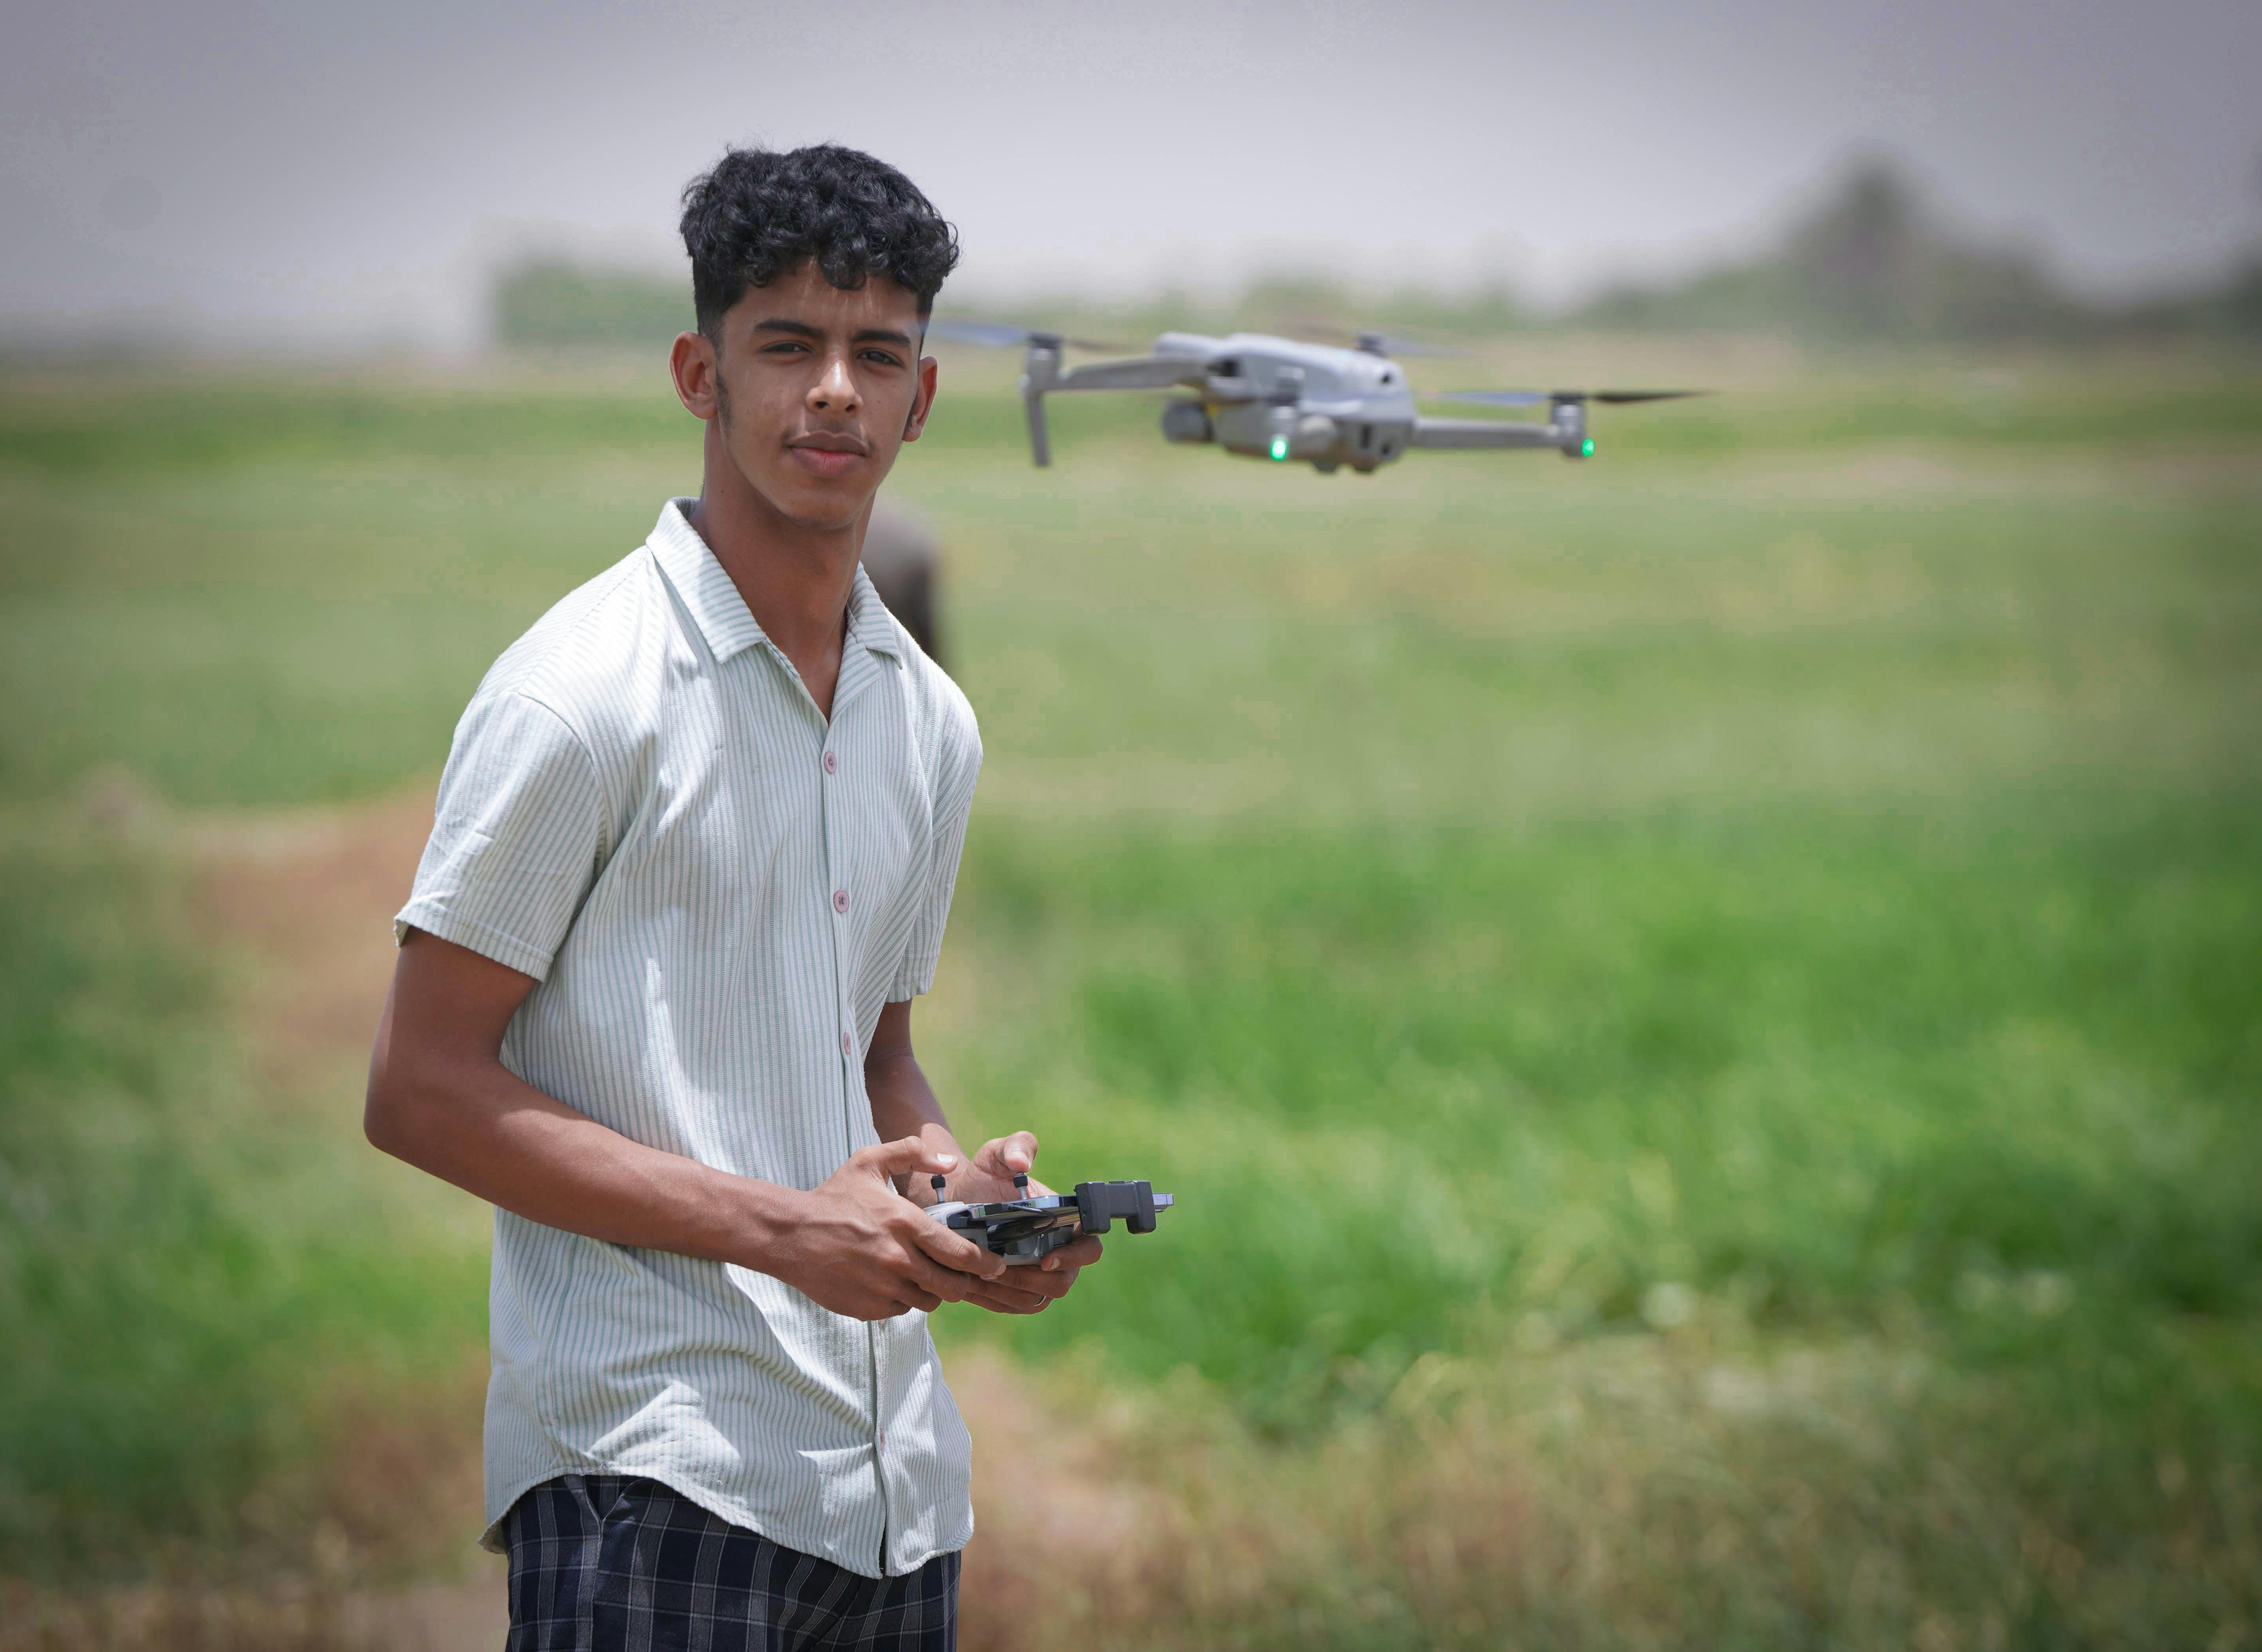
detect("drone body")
[931,323,1700,474]
[1034,330,1444,473]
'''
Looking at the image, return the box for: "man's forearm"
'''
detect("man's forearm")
[864,1048,962,1203]
[367,932,1005,1323]
[368,1038,806,1269]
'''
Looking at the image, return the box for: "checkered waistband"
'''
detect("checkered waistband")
[505,1475,959,1652]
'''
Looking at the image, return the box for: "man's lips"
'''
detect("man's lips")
[786,434,868,479]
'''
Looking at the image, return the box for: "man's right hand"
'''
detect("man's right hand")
[770,1137,1010,1320]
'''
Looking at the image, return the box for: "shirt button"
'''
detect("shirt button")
[823,750,838,775]
[833,888,850,914]
[842,1031,854,1057]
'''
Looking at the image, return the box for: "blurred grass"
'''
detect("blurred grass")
[1,342,2258,1641]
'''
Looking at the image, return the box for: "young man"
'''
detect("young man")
[364,145,1096,1652]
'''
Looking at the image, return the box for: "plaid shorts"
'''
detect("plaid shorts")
[504,1475,959,1652]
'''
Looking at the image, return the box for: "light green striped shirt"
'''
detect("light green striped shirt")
[395,499,982,1577]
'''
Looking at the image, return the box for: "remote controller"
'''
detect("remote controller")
[924,1177,1173,1265]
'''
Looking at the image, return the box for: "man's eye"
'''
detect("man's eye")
[860,351,904,367]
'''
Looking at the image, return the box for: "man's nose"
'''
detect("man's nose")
[808,353,861,416]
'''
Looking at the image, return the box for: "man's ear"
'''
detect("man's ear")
[670,329,721,422]
[901,355,940,442]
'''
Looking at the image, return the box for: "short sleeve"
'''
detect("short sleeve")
[393,690,608,981]
[889,704,983,1002]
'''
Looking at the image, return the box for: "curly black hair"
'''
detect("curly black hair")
[679,145,960,338]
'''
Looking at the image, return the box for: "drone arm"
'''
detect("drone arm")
[1051,356,1211,392]
[1017,350,1206,468]
[1409,417,1562,451]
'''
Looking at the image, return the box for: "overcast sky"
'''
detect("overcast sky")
[7,0,2259,349]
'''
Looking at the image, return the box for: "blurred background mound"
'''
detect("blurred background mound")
[861,504,947,668]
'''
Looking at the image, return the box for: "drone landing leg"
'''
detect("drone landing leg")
[1017,336,1065,468]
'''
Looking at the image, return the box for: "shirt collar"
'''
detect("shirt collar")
[648,497,903,669]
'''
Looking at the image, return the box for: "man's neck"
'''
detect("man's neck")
[686,436,866,720]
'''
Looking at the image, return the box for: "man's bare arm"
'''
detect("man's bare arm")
[365,929,1007,1320]
[862,998,1102,1314]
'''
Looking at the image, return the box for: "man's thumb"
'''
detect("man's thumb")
[981,1130,1039,1175]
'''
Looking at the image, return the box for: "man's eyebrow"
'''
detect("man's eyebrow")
[749,318,916,348]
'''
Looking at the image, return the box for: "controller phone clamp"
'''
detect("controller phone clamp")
[924,1177,1174,1265]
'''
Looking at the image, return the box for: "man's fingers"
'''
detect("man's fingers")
[964,1279,1053,1314]
[968,1293,1049,1316]
[977,1278,1050,1306]
[857,1136,958,1181]
[900,1252,972,1306]
[963,1274,1047,1305]
[1022,1263,1081,1298]
[904,1211,1007,1279]
[1040,1235,1104,1272]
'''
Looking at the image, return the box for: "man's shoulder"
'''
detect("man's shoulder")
[884,610,980,765]
[474,546,677,741]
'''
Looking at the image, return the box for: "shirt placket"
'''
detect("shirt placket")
[817,686,896,1573]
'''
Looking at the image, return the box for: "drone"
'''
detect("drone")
[929,321,1702,474]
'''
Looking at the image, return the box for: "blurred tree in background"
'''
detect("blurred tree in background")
[490,258,689,350]
[1579,156,2262,343]
[485,155,2262,353]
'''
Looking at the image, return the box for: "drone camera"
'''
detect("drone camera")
[1293,413,1339,461]
[1161,400,1214,445]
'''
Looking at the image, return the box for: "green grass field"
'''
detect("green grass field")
[1,346,2257,1645]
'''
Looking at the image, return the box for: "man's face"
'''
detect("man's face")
[671,260,938,531]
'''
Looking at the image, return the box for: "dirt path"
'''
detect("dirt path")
[191,782,438,1095]
[184,781,502,1649]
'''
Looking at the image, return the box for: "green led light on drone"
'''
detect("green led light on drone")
[1269,436,1289,461]
[1581,438,1596,456]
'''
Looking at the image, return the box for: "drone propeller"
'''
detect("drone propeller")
[1425,389,1547,407]
[1427,389,1709,407]
[1354,329,1461,359]
[1274,320,1462,358]
[925,318,1124,352]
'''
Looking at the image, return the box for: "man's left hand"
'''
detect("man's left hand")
[944,1130,1104,1315]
